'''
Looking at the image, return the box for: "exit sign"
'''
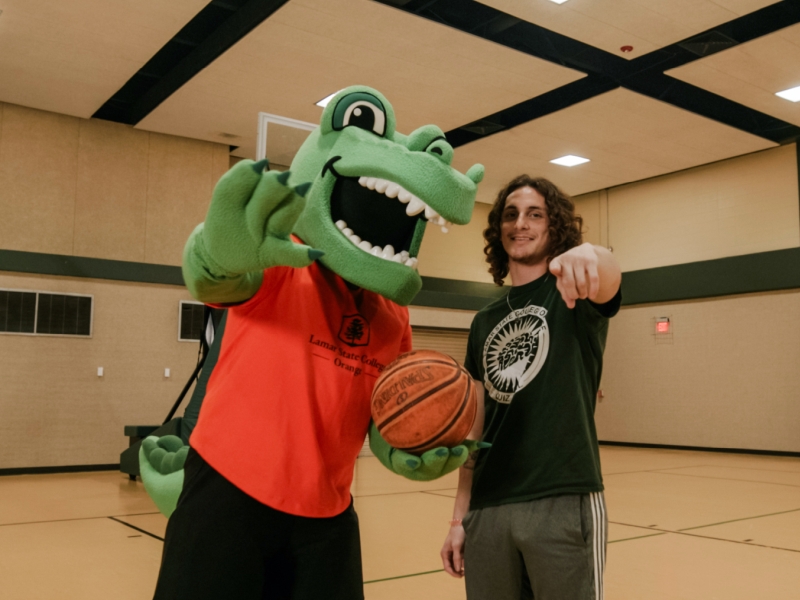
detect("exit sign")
[656,317,670,334]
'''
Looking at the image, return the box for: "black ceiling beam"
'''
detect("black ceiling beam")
[376,0,800,147]
[93,0,290,125]
[446,75,618,146]
[633,1,800,74]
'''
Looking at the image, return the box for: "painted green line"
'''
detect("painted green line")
[678,507,800,531]
[364,569,445,585]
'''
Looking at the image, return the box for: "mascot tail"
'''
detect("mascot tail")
[139,435,188,517]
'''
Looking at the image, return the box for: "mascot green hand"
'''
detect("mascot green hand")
[139,436,188,517]
[368,423,490,482]
[182,162,319,305]
[140,85,485,516]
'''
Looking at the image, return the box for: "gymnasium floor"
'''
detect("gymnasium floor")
[1,446,799,599]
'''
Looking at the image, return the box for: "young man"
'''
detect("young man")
[440,175,622,600]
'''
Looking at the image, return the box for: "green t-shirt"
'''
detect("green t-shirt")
[465,273,621,510]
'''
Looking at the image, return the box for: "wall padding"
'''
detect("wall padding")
[597,290,800,453]
[0,102,230,266]
[607,144,800,272]
[0,271,200,469]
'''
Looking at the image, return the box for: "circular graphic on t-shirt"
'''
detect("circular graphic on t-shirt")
[483,305,549,404]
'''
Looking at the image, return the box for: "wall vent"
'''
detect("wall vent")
[179,301,206,342]
[678,31,738,57]
[0,290,37,333]
[0,289,92,337]
[459,119,505,136]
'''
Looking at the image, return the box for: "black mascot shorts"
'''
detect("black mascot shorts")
[153,448,364,600]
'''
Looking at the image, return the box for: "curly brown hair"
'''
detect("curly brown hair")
[484,175,583,286]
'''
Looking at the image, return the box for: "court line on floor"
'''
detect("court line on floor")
[364,569,444,584]
[648,463,800,475]
[0,511,161,528]
[610,515,800,554]
[677,507,800,531]
[648,470,800,488]
[354,487,458,499]
[608,532,667,544]
[420,490,458,499]
[602,464,717,477]
[108,516,165,541]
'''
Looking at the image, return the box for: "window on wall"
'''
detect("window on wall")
[179,301,205,342]
[0,289,92,337]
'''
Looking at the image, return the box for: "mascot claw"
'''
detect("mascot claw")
[139,435,187,518]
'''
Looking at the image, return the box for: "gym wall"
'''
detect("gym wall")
[0,102,229,265]
[0,271,200,468]
[0,102,228,469]
[2,98,799,467]
[417,202,494,284]
[574,143,800,453]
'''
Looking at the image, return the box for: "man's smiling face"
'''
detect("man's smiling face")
[501,186,551,266]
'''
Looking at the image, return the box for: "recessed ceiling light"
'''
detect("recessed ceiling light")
[315,92,340,108]
[550,155,590,167]
[548,0,570,4]
[776,85,800,102]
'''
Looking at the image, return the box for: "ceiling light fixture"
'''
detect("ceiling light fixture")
[315,91,341,108]
[776,85,800,102]
[548,0,570,4]
[550,155,590,167]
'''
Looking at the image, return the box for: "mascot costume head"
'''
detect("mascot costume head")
[290,85,483,305]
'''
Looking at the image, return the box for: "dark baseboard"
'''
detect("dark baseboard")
[0,463,120,477]
[599,440,800,458]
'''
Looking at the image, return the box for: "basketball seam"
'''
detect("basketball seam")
[376,368,464,433]
[403,371,474,453]
[383,358,457,373]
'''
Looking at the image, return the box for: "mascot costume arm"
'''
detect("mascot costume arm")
[141,161,320,516]
[182,162,321,305]
[140,86,486,517]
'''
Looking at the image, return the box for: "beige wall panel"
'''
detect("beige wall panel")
[213,144,232,180]
[418,203,495,285]
[0,272,199,469]
[573,190,603,247]
[73,120,150,262]
[144,134,228,266]
[608,145,800,272]
[0,104,79,254]
[408,306,476,330]
[597,290,800,452]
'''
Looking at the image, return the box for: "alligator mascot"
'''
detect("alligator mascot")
[140,86,484,600]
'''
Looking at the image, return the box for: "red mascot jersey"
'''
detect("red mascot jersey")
[191,261,412,517]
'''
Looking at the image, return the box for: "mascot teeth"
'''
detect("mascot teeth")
[358,176,452,233]
[335,220,419,269]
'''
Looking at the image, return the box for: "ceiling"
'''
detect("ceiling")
[1,0,799,200]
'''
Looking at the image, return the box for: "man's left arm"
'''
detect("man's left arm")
[549,243,621,309]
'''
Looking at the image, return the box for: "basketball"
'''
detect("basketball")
[371,349,478,455]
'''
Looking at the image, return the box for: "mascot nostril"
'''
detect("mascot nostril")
[142,85,484,598]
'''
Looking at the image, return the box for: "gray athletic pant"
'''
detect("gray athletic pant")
[463,492,607,600]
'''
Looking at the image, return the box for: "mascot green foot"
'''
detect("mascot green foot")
[139,435,188,518]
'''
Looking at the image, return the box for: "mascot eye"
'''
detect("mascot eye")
[425,137,454,165]
[343,101,386,135]
[333,93,387,136]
